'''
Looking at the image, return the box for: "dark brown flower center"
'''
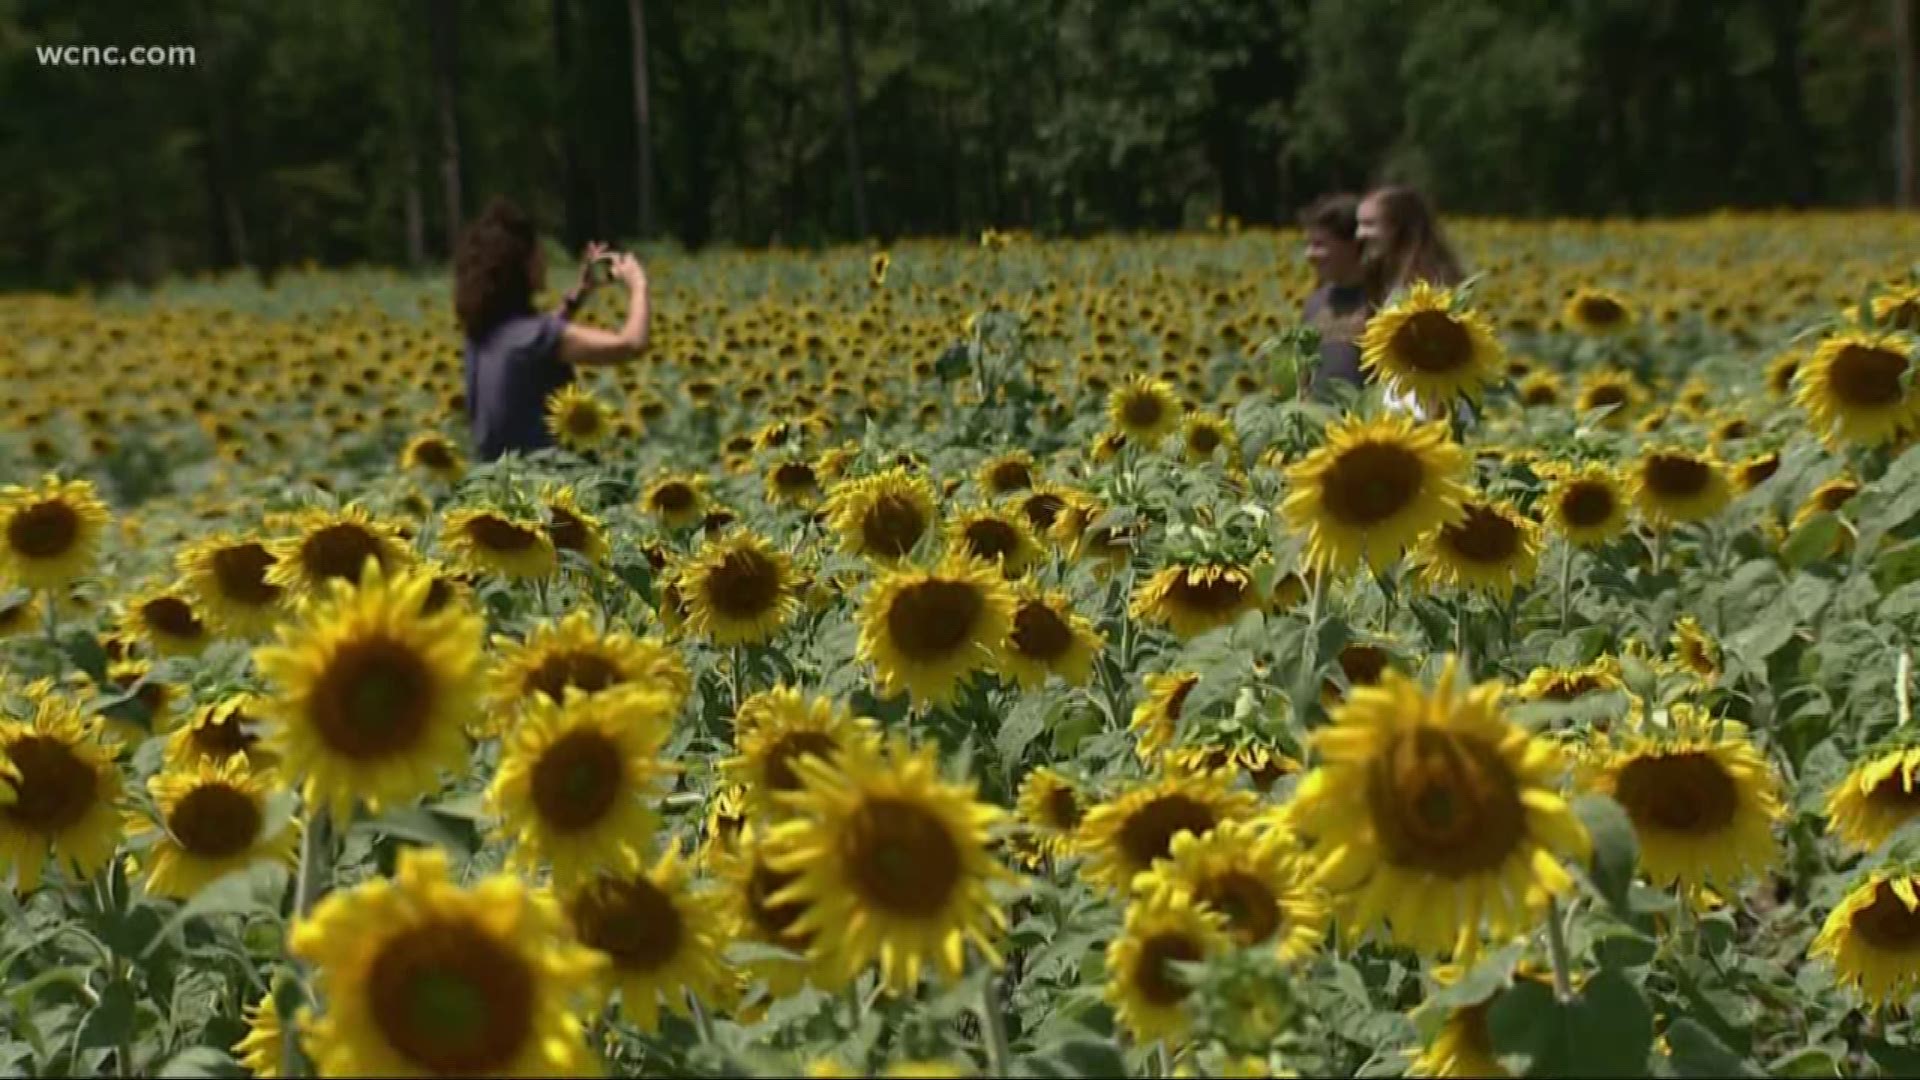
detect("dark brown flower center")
[524,650,621,702]
[1643,454,1713,499]
[368,920,534,1074]
[859,494,928,559]
[300,524,387,585]
[1019,492,1066,532]
[141,597,206,641]
[1828,344,1908,408]
[1321,442,1425,528]
[1441,505,1522,565]
[843,796,962,918]
[1187,424,1223,454]
[987,460,1033,493]
[7,500,80,560]
[1011,601,1074,661]
[1614,751,1738,834]
[651,482,697,514]
[546,507,591,554]
[960,518,1024,564]
[1388,309,1473,373]
[747,861,813,947]
[1576,296,1626,327]
[1117,794,1218,873]
[168,783,262,858]
[1560,482,1617,529]
[1043,784,1081,830]
[702,546,784,618]
[1120,390,1167,430]
[773,462,818,494]
[529,728,625,833]
[464,514,541,554]
[765,731,839,794]
[570,874,683,971]
[1197,871,1280,946]
[884,579,985,660]
[1367,728,1524,876]
[1134,931,1204,1006]
[411,439,456,470]
[1852,883,1920,950]
[3,735,97,832]
[211,543,282,605]
[309,636,434,760]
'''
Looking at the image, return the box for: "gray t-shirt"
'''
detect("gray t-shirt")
[464,312,572,462]
[1302,283,1371,396]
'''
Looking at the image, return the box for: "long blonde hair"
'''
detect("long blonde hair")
[1363,185,1464,302]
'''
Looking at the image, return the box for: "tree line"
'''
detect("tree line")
[2,0,1915,290]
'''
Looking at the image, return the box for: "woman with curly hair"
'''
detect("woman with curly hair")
[455,196,651,461]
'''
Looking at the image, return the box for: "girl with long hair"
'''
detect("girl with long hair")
[1354,185,1469,420]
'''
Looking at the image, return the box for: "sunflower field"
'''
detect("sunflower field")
[5,213,1920,1078]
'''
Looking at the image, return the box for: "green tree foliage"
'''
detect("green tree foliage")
[0,0,1906,288]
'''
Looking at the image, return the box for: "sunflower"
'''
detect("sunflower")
[290,845,602,1077]
[546,383,615,452]
[176,533,288,637]
[266,505,411,599]
[540,485,610,568]
[487,610,690,735]
[1513,657,1624,705]
[1282,414,1471,574]
[765,457,825,509]
[0,475,110,590]
[1539,463,1630,547]
[563,842,736,1031]
[764,737,1011,993]
[1579,704,1782,891]
[999,587,1104,690]
[1182,414,1241,466]
[1104,890,1231,1045]
[1359,282,1504,411]
[114,583,211,658]
[1136,819,1327,963]
[1668,616,1720,682]
[233,990,306,1079]
[1416,497,1542,600]
[1289,657,1590,957]
[723,824,831,995]
[700,783,750,867]
[488,686,675,889]
[858,554,1014,707]
[947,506,1041,576]
[1826,747,1920,854]
[1812,870,1920,1008]
[1796,330,1920,448]
[1766,350,1804,397]
[1130,562,1262,639]
[165,692,277,770]
[1790,476,1862,556]
[0,693,122,893]
[642,473,709,530]
[824,468,939,563]
[1132,672,1201,761]
[98,657,176,741]
[1162,743,1303,794]
[868,250,891,288]
[977,451,1037,496]
[1574,370,1641,427]
[1561,288,1636,336]
[1411,970,1554,1078]
[1076,771,1256,894]
[725,685,879,819]
[1873,285,1920,332]
[1014,767,1084,867]
[678,532,798,646]
[127,755,296,899]
[1631,446,1732,528]
[1108,376,1184,447]
[253,562,483,820]
[441,507,557,581]
[400,432,465,482]
[1735,452,1783,492]
[1517,372,1563,408]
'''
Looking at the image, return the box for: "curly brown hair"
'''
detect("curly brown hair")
[454,197,539,338]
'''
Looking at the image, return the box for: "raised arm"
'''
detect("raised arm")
[557,252,650,367]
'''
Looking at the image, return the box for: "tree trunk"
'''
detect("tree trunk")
[428,0,464,254]
[188,0,249,268]
[553,0,587,248]
[833,0,870,239]
[627,0,655,237]
[1897,0,1918,206]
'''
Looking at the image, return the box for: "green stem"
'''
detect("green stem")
[41,588,61,669]
[977,974,1013,1078]
[292,808,332,920]
[1544,896,1575,1003]
[1558,542,1576,633]
[1293,572,1326,728]
[688,990,717,1045]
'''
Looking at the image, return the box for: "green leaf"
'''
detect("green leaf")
[61,629,109,683]
[76,978,135,1051]
[1574,794,1639,915]
[351,805,478,855]
[141,863,288,960]
[156,1047,241,1078]
[1665,1018,1764,1077]
[1489,969,1653,1078]
[1780,513,1841,569]
[996,695,1052,767]
[1053,1038,1127,1079]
